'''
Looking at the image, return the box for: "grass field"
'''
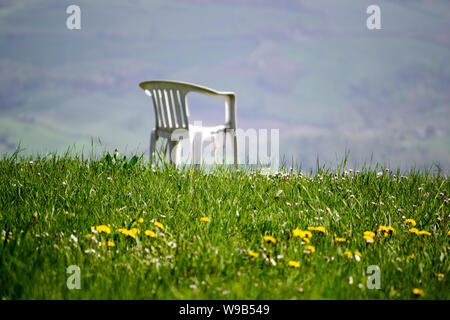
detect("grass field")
[0,150,448,299]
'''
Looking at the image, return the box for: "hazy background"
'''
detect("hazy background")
[1,0,449,171]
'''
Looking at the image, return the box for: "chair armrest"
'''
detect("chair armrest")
[192,90,237,130]
[223,93,237,130]
[202,92,236,130]
[187,87,236,130]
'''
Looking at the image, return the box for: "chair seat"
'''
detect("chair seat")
[155,124,227,140]
[189,124,227,138]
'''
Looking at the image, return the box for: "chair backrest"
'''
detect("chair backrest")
[139,80,235,132]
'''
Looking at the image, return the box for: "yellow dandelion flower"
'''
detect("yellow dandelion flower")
[448,231,450,236]
[377,225,395,236]
[344,251,353,257]
[189,169,195,173]
[200,217,210,222]
[94,225,111,234]
[248,250,259,258]
[263,235,277,244]
[410,228,431,236]
[118,227,140,239]
[138,218,144,224]
[144,230,156,238]
[307,226,326,233]
[288,260,300,268]
[304,245,315,253]
[123,231,133,238]
[130,228,140,235]
[408,254,415,259]
[412,288,424,297]
[363,235,374,243]
[364,231,375,238]
[335,237,347,243]
[386,226,396,234]
[293,229,303,237]
[354,251,362,258]
[154,221,164,229]
[437,273,444,281]
[293,229,312,239]
[405,219,416,227]
[107,241,115,247]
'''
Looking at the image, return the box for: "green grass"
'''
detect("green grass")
[0,150,448,299]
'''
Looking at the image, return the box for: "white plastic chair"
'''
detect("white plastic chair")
[139,80,238,167]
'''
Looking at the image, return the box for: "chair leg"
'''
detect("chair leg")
[232,130,238,169]
[168,140,181,166]
[149,129,158,164]
[210,133,218,165]
[192,131,203,168]
[163,139,169,161]
[222,131,227,165]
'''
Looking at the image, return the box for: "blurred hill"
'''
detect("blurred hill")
[0,0,449,171]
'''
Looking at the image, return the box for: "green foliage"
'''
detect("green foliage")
[101,149,140,169]
[0,0,449,171]
[0,152,448,299]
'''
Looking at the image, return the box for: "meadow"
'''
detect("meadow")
[0,150,448,299]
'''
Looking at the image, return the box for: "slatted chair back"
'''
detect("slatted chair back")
[139,80,236,132]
